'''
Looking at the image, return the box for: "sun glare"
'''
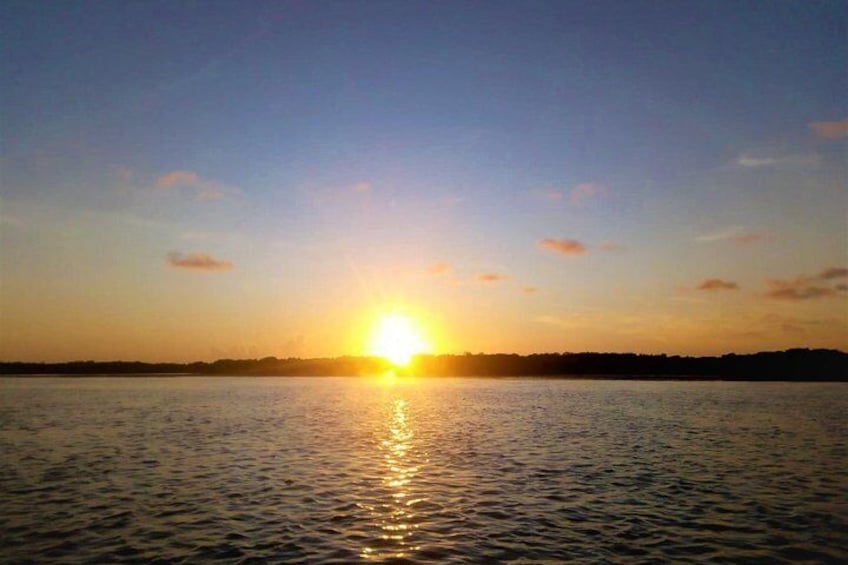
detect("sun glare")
[369,312,431,367]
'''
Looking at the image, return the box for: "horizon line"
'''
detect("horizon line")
[2,347,846,366]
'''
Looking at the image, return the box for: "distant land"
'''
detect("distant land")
[1,349,846,381]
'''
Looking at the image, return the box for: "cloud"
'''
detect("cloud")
[736,155,777,168]
[428,262,452,276]
[733,153,822,170]
[570,183,606,204]
[156,170,236,200]
[538,238,588,256]
[809,119,848,140]
[696,226,765,245]
[166,252,233,272]
[763,267,847,301]
[477,272,507,283]
[157,171,203,188]
[350,181,371,193]
[765,281,836,301]
[697,279,739,291]
[817,267,848,280]
[763,267,848,300]
[521,286,538,294]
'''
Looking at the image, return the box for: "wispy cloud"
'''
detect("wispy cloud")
[818,267,848,280]
[809,118,848,140]
[521,286,538,294]
[765,281,836,301]
[477,272,508,283]
[697,278,739,291]
[350,181,371,193]
[736,155,777,168]
[732,153,821,170]
[764,266,847,301]
[538,238,588,256]
[570,182,606,204]
[696,226,766,245]
[156,171,203,188]
[428,262,452,276]
[167,252,233,272]
[156,171,237,200]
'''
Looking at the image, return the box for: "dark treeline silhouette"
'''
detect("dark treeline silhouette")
[1,349,846,380]
[413,349,847,380]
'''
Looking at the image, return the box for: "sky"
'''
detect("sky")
[1,1,846,362]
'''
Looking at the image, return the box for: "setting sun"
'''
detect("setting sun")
[369,313,431,367]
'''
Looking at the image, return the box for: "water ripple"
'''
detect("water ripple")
[1,377,846,563]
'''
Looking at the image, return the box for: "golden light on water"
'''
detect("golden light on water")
[361,397,424,560]
[368,312,432,367]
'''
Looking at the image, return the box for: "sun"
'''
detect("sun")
[368,312,431,367]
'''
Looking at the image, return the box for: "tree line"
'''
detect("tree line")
[1,348,845,380]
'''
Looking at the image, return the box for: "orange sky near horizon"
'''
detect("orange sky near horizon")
[1,3,846,362]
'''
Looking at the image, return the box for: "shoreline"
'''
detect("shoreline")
[2,373,846,382]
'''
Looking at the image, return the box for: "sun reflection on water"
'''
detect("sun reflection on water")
[361,397,424,560]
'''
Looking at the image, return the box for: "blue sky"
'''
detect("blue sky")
[2,1,846,361]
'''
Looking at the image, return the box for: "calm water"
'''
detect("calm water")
[1,377,846,564]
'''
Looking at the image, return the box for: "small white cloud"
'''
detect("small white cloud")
[734,153,821,170]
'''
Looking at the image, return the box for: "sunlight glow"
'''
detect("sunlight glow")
[369,313,431,367]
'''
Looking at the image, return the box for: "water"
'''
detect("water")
[1,376,846,564]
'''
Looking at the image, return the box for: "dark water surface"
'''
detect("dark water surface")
[1,377,846,564]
